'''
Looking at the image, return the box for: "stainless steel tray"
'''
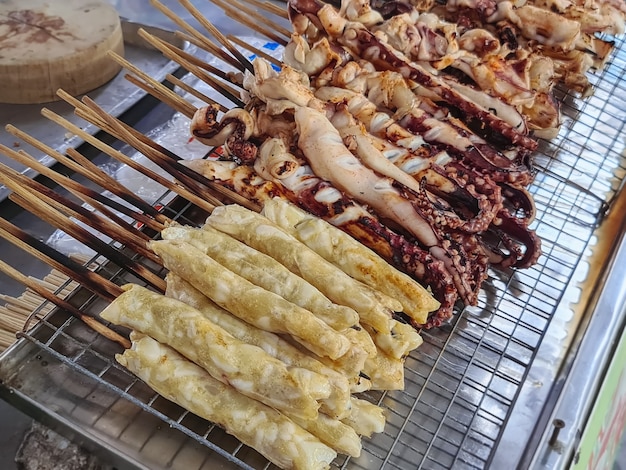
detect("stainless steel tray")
[0,25,625,470]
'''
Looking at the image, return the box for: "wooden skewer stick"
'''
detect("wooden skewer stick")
[177,0,255,72]
[150,0,246,72]
[78,96,223,213]
[0,144,164,235]
[58,101,256,214]
[227,34,282,68]
[71,92,251,211]
[4,123,170,228]
[139,29,245,107]
[165,73,228,112]
[39,106,208,216]
[144,33,240,86]
[0,258,130,349]
[57,93,246,211]
[6,189,167,293]
[56,89,187,167]
[0,219,122,301]
[77,98,260,213]
[239,0,289,20]
[0,163,159,265]
[106,50,197,118]
[124,73,194,119]
[12,147,165,233]
[213,0,291,39]
[174,31,243,71]
[210,0,289,45]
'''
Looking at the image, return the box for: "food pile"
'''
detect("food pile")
[186,0,626,328]
[101,0,626,468]
[103,199,438,469]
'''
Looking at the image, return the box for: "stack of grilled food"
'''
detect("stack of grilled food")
[4,0,625,468]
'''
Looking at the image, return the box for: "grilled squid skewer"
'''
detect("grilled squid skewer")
[294,105,474,302]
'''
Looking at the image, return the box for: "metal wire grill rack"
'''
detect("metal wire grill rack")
[1,32,625,470]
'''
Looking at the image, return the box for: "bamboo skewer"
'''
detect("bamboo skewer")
[0,143,166,233]
[74,95,259,212]
[7,190,166,293]
[177,0,255,73]
[106,50,197,118]
[210,0,289,45]
[227,34,282,68]
[54,90,255,212]
[214,0,291,39]
[137,29,245,107]
[76,97,223,214]
[175,31,244,71]
[150,0,247,72]
[165,73,228,112]
[4,125,171,229]
[0,219,122,301]
[0,145,162,235]
[39,102,229,217]
[0,258,130,349]
[239,0,289,20]
[0,163,160,265]
[125,73,194,119]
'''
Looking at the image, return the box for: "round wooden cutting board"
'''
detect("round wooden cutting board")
[0,0,124,104]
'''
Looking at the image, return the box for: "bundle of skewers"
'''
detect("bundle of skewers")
[0,0,624,468]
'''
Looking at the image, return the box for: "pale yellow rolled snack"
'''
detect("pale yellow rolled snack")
[363,320,423,360]
[166,273,352,420]
[341,397,387,438]
[117,334,337,470]
[100,284,329,420]
[149,239,351,360]
[262,198,440,324]
[205,204,397,334]
[161,224,359,331]
[290,412,361,458]
[363,351,406,391]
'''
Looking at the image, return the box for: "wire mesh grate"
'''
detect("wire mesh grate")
[2,29,626,470]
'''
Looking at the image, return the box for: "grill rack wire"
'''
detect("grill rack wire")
[2,31,626,470]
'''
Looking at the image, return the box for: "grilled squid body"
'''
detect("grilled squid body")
[294,106,439,248]
[100,284,330,420]
[116,334,337,470]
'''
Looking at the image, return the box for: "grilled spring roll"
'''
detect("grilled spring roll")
[205,204,398,334]
[291,411,361,458]
[149,239,351,360]
[262,198,440,325]
[161,224,359,331]
[100,284,329,420]
[166,273,352,420]
[363,320,423,360]
[117,334,337,470]
[363,351,406,391]
[342,397,387,438]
